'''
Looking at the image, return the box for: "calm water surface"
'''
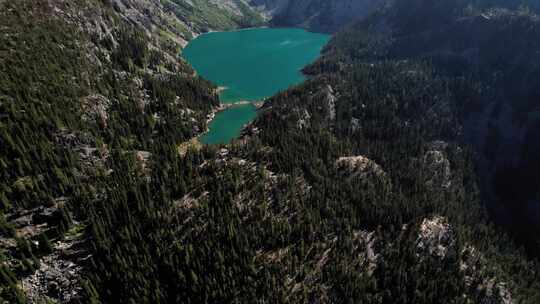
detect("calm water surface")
[182,27,329,144]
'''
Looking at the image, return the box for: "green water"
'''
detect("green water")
[183,27,330,144]
[200,104,258,144]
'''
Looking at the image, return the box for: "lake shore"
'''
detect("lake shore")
[200,100,264,140]
[192,26,270,40]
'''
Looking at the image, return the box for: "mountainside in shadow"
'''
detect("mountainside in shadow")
[319,0,540,255]
[250,0,385,32]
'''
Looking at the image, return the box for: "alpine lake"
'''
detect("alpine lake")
[182,27,330,144]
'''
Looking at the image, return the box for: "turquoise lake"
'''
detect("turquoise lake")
[182,27,330,144]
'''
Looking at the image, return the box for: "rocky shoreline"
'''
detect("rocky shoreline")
[193,100,264,145]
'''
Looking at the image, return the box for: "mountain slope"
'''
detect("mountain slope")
[1,0,540,303]
[0,0,270,301]
[321,0,540,255]
[250,0,385,32]
[82,1,539,303]
[0,0,259,302]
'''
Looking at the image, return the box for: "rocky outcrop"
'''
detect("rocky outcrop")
[296,109,311,129]
[415,216,515,304]
[460,245,515,304]
[416,216,454,259]
[259,230,379,303]
[323,84,337,121]
[53,129,109,178]
[353,230,379,276]
[336,155,387,182]
[6,199,68,240]
[81,94,111,127]
[421,141,452,190]
[20,225,89,304]
[21,250,84,304]
[3,196,86,303]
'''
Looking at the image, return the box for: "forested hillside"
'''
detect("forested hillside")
[1,0,540,303]
[0,0,226,302]
[249,0,385,32]
[317,0,540,256]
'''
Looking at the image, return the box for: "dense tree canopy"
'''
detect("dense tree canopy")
[1,0,539,303]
